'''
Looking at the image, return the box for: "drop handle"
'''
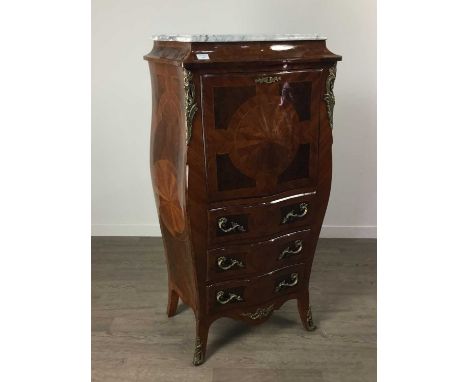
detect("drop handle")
[216,290,244,305]
[217,256,245,271]
[278,240,303,260]
[281,203,308,224]
[275,273,299,293]
[218,217,246,233]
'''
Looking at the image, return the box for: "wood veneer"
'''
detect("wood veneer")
[144,39,341,365]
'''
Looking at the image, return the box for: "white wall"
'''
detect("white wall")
[92,0,376,238]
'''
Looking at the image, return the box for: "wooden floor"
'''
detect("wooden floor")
[92,237,376,382]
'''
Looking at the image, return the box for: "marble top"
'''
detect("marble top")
[152,34,326,42]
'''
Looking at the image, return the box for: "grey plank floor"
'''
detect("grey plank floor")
[92,237,376,382]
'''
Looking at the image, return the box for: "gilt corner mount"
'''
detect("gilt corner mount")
[324,65,337,130]
[183,68,198,144]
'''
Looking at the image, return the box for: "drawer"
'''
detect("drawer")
[207,264,305,314]
[208,192,316,245]
[206,229,313,282]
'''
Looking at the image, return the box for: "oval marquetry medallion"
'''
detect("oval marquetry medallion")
[154,89,183,162]
[228,94,301,182]
[154,159,185,236]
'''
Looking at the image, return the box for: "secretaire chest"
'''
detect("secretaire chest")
[144,34,341,365]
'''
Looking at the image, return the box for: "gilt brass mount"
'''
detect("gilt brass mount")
[216,290,244,305]
[281,203,308,224]
[306,306,317,331]
[184,68,198,144]
[255,75,281,84]
[279,240,303,260]
[241,304,275,320]
[324,65,337,130]
[192,337,204,366]
[218,217,246,233]
[217,256,245,270]
[275,273,299,292]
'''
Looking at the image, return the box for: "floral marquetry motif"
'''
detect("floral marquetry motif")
[228,94,302,182]
[153,159,185,236]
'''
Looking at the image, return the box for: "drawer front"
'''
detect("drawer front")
[207,264,305,314]
[206,229,313,282]
[208,193,316,245]
[201,69,322,202]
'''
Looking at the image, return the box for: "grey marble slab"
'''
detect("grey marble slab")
[153,34,326,42]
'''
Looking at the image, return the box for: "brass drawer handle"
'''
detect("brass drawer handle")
[255,75,281,84]
[275,273,299,292]
[216,290,244,305]
[278,240,303,260]
[217,256,245,271]
[218,217,246,233]
[281,203,308,224]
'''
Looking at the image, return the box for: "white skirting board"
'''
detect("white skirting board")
[91,224,377,238]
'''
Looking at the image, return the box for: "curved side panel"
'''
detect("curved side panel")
[301,63,336,288]
[148,62,198,310]
[185,70,209,319]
